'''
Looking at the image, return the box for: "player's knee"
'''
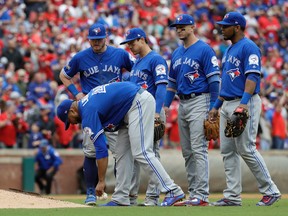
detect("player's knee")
[83,150,96,158]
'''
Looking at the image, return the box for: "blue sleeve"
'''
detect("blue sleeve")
[247,72,260,83]
[94,133,109,159]
[50,149,63,170]
[164,81,177,107]
[155,83,167,114]
[208,77,220,110]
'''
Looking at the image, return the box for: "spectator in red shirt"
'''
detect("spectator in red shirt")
[0,101,27,148]
[271,94,287,149]
[258,8,281,41]
[54,115,79,148]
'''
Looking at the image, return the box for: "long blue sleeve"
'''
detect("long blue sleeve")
[155,83,167,114]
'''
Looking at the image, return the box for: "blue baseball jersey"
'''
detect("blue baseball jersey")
[169,40,220,95]
[35,146,63,171]
[129,51,168,97]
[78,82,141,142]
[62,46,135,94]
[220,37,261,97]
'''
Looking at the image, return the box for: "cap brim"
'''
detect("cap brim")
[216,21,235,26]
[169,23,184,27]
[87,36,106,39]
[120,37,139,45]
[169,23,194,27]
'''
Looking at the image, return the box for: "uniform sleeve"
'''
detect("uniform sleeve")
[51,149,63,170]
[202,46,220,78]
[122,50,135,72]
[62,54,80,79]
[168,60,177,84]
[94,133,109,159]
[82,112,108,159]
[152,57,168,85]
[243,43,261,75]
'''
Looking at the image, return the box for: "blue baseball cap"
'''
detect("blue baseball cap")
[120,28,146,45]
[169,14,195,27]
[216,12,246,28]
[57,99,73,130]
[87,23,106,39]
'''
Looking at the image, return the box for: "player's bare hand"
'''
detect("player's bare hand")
[164,107,169,117]
[237,104,248,111]
[75,92,85,101]
[96,181,105,196]
[208,108,219,123]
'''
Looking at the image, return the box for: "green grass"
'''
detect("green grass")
[1,196,287,216]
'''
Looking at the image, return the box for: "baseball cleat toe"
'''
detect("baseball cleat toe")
[256,195,281,206]
[174,197,208,206]
[210,198,241,206]
[160,193,185,206]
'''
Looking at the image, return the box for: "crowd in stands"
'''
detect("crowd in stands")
[0,0,287,150]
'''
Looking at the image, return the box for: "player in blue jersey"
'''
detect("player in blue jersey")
[209,12,281,207]
[164,14,220,206]
[35,139,63,195]
[119,28,168,206]
[56,82,185,206]
[59,23,134,205]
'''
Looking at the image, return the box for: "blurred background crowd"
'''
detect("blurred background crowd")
[0,0,287,150]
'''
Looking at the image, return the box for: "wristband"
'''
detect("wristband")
[67,84,79,97]
[213,98,223,110]
[240,92,252,105]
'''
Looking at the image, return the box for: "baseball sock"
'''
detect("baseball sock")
[83,157,99,190]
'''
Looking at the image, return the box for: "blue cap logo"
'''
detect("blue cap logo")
[216,12,246,28]
[170,14,195,27]
[88,23,106,39]
[177,15,184,21]
[120,28,146,45]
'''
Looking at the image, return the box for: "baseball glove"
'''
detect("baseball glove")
[154,117,165,142]
[204,115,220,141]
[225,107,249,138]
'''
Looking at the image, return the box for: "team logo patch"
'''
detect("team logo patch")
[248,54,259,66]
[184,70,200,83]
[211,56,219,67]
[105,123,117,132]
[93,27,102,35]
[64,65,70,70]
[227,68,241,81]
[83,127,93,135]
[155,64,166,76]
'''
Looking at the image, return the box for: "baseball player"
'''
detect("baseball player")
[56,82,185,206]
[209,12,281,206]
[119,28,168,206]
[35,139,63,195]
[59,23,134,205]
[164,14,220,206]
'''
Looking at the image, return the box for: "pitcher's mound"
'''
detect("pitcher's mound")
[0,189,89,209]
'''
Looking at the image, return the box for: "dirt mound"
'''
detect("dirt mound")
[0,189,89,209]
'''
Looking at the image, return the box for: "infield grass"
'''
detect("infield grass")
[1,195,287,216]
